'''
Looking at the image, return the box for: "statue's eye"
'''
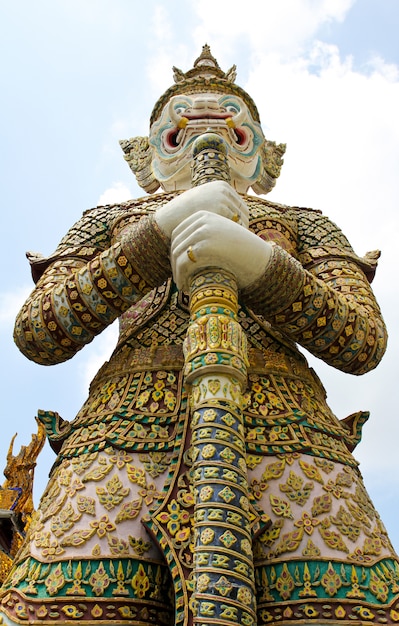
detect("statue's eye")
[174,105,187,115]
[226,104,239,114]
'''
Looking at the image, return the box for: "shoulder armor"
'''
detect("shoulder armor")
[287,206,380,282]
[27,193,178,283]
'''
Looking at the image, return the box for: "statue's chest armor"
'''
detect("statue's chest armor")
[248,201,298,259]
[116,199,299,350]
[117,282,294,358]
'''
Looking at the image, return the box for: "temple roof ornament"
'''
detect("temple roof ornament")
[0,422,46,584]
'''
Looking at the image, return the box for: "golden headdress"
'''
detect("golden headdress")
[150,44,261,124]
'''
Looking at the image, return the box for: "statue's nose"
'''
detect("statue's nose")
[191,96,221,112]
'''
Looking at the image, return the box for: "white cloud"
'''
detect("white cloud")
[190,0,355,59]
[0,285,31,327]
[98,182,132,206]
[145,4,174,92]
[367,54,399,81]
[245,43,399,252]
[78,321,119,393]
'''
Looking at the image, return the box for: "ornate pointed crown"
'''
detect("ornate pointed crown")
[150,44,261,125]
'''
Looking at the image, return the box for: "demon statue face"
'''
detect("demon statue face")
[119,46,285,195]
[148,91,266,193]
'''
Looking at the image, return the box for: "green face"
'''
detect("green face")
[149,91,266,192]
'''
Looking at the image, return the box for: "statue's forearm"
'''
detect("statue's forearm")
[14,215,171,365]
[241,243,387,375]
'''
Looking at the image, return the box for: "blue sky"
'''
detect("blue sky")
[1,0,399,548]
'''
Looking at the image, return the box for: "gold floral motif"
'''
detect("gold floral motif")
[250,477,269,501]
[314,457,335,473]
[368,569,389,602]
[319,519,349,553]
[302,538,321,557]
[82,462,113,483]
[91,604,103,618]
[346,499,372,528]
[214,575,233,596]
[237,585,253,605]
[107,449,133,469]
[246,454,263,470]
[269,494,293,519]
[199,486,214,502]
[40,492,67,524]
[311,492,332,516]
[219,486,236,503]
[96,474,130,510]
[273,528,304,556]
[40,478,66,521]
[330,505,361,542]
[89,561,111,596]
[200,528,215,545]
[138,451,171,478]
[60,528,96,547]
[320,561,342,597]
[76,495,96,516]
[363,536,382,556]
[275,563,295,600]
[294,511,321,535]
[58,466,73,487]
[107,535,130,557]
[323,479,349,500]
[71,452,98,475]
[128,536,152,556]
[262,460,286,482]
[201,444,217,459]
[197,573,211,592]
[131,563,150,598]
[156,499,191,537]
[61,604,84,618]
[65,561,86,596]
[90,515,116,539]
[50,503,82,537]
[126,464,147,487]
[279,470,313,505]
[219,530,237,548]
[64,477,85,498]
[258,519,284,551]
[38,537,65,560]
[44,563,65,596]
[345,565,366,599]
[298,562,317,598]
[299,459,323,483]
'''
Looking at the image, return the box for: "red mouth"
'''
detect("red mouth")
[165,116,246,148]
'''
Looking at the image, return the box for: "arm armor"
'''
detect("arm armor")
[242,208,387,375]
[14,202,171,365]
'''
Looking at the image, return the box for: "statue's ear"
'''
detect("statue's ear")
[119,136,160,194]
[252,140,286,195]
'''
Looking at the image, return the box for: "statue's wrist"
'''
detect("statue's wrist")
[120,214,171,287]
[240,244,304,315]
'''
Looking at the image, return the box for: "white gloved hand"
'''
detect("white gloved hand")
[171,211,273,291]
[155,180,249,238]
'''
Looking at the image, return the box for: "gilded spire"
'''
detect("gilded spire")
[172,44,237,85]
